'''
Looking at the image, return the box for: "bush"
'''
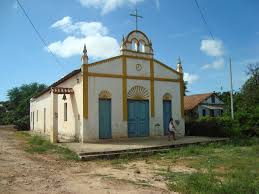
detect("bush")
[185,116,240,137]
[14,115,30,131]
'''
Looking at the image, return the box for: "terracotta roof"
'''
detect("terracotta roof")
[33,69,81,99]
[184,93,213,111]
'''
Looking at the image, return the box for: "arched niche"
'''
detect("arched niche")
[139,40,145,52]
[128,86,149,100]
[99,90,112,99]
[163,93,172,101]
[131,39,138,51]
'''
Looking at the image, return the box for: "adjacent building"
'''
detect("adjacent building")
[184,93,224,121]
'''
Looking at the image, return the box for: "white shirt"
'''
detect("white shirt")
[169,121,176,132]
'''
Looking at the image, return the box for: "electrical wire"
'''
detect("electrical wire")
[194,0,214,40]
[16,0,64,69]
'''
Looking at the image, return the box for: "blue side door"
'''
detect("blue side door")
[128,100,149,137]
[163,100,172,135]
[99,99,112,139]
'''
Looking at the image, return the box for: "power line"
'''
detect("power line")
[16,0,64,69]
[194,0,214,40]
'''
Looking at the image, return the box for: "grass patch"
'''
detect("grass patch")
[156,138,259,193]
[16,132,79,160]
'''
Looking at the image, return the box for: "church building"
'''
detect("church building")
[30,29,185,143]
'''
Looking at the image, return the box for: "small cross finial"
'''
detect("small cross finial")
[130,8,143,30]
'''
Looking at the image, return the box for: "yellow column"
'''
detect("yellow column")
[179,73,184,118]
[83,64,88,119]
[150,59,155,117]
[122,56,127,121]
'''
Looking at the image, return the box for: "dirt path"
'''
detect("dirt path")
[0,127,171,194]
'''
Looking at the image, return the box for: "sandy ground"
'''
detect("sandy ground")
[0,127,180,194]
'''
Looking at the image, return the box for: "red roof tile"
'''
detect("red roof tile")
[184,93,213,111]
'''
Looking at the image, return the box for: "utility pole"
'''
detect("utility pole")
[229,57,234,119]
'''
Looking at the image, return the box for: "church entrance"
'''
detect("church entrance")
[99,99,112,139]
[127,100,149,137]
[163,100,172,135]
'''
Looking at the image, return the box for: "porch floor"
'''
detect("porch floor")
[60,136,228,155]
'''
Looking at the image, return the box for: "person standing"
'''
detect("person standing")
[168,117,176,141]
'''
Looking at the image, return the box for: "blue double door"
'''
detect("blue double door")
[99,99,112,139]
[163,100,172,135]
[128,100,149,137]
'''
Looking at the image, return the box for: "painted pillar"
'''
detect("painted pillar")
[81,45,89,143]
[50,91,58,143]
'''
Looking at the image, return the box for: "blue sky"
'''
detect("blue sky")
[0,0,259,101]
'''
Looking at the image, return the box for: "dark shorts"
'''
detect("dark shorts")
[168,130,175,135]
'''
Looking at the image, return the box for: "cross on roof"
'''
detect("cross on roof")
[130,9,143,30]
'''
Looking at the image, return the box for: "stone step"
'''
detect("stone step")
[79,138,228,160]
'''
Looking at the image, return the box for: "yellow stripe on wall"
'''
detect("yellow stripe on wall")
[83,64,88,119]
[122,56,127,121]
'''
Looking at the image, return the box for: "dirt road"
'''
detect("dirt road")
[0,127,170,194]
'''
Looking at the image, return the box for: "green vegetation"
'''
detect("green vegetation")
[16,131,79,160]
[187,63,259,138]
[0,83,47,130]
[156,138,259,193]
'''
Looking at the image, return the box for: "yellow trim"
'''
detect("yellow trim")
[88,72,122,78]
[122,56,127,121]
[150,59,155,117]
[179,73,184,118]
[153,59,181,76]
[83,64,88,119]
[87,72,180,82]
[155,77,179,82]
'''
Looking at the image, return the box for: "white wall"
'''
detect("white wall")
[30,92,51,133]
[30,72,83,141]
[86,76,124,140]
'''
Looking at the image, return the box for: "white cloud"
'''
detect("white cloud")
[78,0,144,14]
[47,16,119,59]
[202,58,224,70]
[184,73,199,84]
[51,16,108,36]
[200,39,224,57]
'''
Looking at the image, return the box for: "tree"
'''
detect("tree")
[0,83,47,129]
[184,81,189,96]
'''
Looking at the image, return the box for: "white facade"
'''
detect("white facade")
[30,30,185,143]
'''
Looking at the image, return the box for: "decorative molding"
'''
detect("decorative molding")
[128,85,149,100]
[51,87,74,94]
[99,90,112,99]
[163,93,172,100]
[121,49,153,56]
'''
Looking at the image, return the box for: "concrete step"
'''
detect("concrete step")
[79,138,228,160]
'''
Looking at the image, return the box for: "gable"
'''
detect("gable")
[153,59,180,79]
[202,95,224,104]
[88,56,122,75]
